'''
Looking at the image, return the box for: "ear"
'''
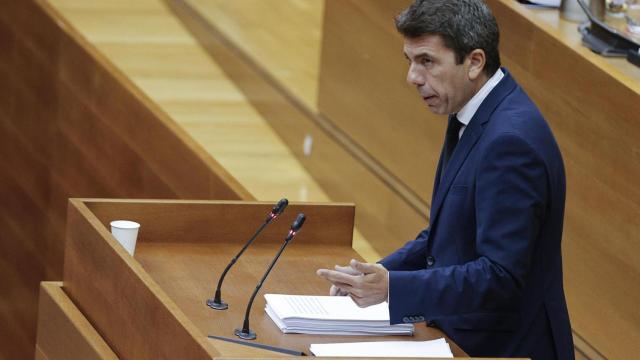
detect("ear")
[466,49,486,80]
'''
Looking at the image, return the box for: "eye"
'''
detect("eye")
[421,57,432,65]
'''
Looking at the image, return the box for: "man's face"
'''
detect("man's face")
[403,34,472,115]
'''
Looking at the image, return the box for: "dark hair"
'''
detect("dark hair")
[395,0,501,76]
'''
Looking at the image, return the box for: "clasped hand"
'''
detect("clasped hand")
[316,259,388,307]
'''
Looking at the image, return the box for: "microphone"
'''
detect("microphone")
[234,213,306,340]
[207,198,289,310]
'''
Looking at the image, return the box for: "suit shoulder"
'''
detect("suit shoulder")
[486,88,555,143]
[481,88,564,171]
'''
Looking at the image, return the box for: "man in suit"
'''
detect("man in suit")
[316,0,574,358]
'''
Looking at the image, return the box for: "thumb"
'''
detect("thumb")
[350,259,378,274]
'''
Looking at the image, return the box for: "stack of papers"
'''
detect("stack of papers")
[264,294,413,336]
[517,0,560,7]
[309,339,453,358]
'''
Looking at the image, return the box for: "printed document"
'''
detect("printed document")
[310,338,453,358]
[264,294,413,335]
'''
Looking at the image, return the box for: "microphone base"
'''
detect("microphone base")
[206,298,228,310]
[234,328,257,340]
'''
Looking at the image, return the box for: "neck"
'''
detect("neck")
[456,72,491,113]
[450,70,494,115]
[472,72,491,96]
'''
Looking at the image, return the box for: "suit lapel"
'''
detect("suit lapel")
[429,126,482,226]
[428,69,518,229]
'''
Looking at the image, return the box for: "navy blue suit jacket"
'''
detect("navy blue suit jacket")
[380,69,574,359]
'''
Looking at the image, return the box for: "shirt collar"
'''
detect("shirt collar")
[455,68,504,127]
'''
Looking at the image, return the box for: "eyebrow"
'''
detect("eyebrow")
[404,50,434,61]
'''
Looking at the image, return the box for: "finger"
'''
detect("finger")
[317,269,360,287]
[334,285,350,296]
[329,285,340,296]
[350,259,383,275]
[317,268,342,280]
[352,293,376,308]
[347,285,364,298]
[318,270,348,287]
[330,283,350,296]
[349,293,367,308]
[331,280,352,290]
[334,264,362,276]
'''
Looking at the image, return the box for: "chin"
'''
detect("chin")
[427,106,447,115]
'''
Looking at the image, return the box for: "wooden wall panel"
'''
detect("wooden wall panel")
[318,0,440,203]
[0,0,251,358]
[164,0,427,258]
[0,113,64,360]
[85,199,355,246]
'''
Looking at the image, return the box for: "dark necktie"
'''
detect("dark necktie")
[442,115,463,176]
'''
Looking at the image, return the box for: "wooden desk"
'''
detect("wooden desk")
[39,199,469,359]
[36,282,117,360]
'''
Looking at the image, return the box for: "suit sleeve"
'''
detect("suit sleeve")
[387,134,548,323]
[379,228,430,271]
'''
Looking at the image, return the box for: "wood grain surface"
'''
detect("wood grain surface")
[185,0,324,112]
[135,242,468,357]
[319,0,439,205]
[63,199,216,359]
[61,199,467,358]
[35,282,117,360]
[164,0,426,259]
[4,0,637,357]
[0,0,249,358]
[84,199,354,246]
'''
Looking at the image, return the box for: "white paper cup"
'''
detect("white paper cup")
[110,220,140,256]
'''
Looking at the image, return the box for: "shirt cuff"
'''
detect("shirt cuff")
[386,271,390,304]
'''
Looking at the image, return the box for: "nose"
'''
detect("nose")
[406,63,424,87]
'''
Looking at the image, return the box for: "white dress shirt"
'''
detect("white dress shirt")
[455,68,504,138]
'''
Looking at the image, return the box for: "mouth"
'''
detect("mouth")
[422,95,438,105]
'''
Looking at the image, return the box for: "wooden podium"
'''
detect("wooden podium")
[35,199,473,359]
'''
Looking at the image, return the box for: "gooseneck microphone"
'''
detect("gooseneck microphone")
[234,213,306,340]
[207,199,288,310]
